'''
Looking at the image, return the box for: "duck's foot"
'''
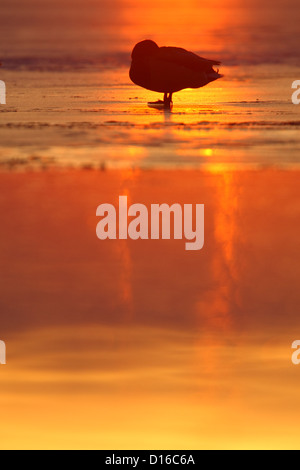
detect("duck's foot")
[148,100,165,108]
[148,94,173,110]
[148,100,173,110]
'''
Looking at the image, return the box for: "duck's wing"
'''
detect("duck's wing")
[158,47,221,72]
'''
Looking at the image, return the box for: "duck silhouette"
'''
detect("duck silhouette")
[130,40,223,108]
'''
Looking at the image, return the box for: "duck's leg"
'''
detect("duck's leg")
[164,93,173,108]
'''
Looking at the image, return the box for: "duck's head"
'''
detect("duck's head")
[131,40,159,60]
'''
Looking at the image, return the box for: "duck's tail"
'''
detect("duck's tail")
[207,67,223,83]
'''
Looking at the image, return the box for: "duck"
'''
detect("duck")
[130,40,223,108]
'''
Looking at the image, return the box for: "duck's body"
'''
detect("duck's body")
[130,40,223,107]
